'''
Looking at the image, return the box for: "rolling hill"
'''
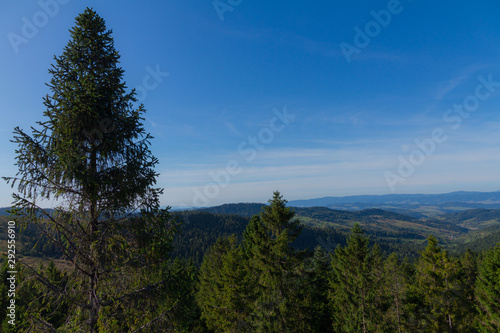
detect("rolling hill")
[199,204,467,243]
[198,202,500,255]
[3,197,500,268]
[436,209,500,229]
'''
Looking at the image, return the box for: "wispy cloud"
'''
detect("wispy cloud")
[434,75,468,101]
[432,63,491,101]
[225,121,243,136]
[160,122,500,206]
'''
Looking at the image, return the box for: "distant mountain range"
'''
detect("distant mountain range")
[288,190,500,206]
[195,190,500,218]
[287,190,500,218]
[5,190,500,217]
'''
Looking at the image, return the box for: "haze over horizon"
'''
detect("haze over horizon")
[2,1,500,208]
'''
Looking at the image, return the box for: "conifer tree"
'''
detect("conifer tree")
[243,192,313,332]
[310,245,332,332]
[4,8,178,331]
[459,248,479,329]
[370,243,386,330]
[415,236,462,332]
[196,235,251,332]
[382,252,407,332]
[475,243,500,331]
[328,223,378,333]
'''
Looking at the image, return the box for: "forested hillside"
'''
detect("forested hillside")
[172,208,437,264]
[199,203,500,253]
[437,209,500,228]
[2,193,500,331]
[4,203,500,265]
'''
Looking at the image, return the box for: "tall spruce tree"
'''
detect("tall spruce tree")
[4,8,178,331]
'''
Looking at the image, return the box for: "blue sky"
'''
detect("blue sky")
[1,0,500,207]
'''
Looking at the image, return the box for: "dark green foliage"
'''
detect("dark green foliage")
[4,197,500,332]
[18,222,61,258]
[196,192,316,332]
[381,253,408,332]
[459,249,479,328]
[163,258,206,332]
[415,236,466,332]
[3,8,179,331]
[328,223,381,332]
[475,243,500,331]
[170,210,347,266]
[171,211,249,265]
[243,192,314,332]
[292,226,346,254]
[309,245,332,332]
[0,262,70,332]
[97,258,203,332]
[197,236,251,332]
[198,203,266,217]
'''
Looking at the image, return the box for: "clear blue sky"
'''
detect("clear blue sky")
[2,0,500,207]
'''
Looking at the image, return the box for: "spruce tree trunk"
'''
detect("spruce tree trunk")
[395,291,402,333]
[90,271,98,332]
